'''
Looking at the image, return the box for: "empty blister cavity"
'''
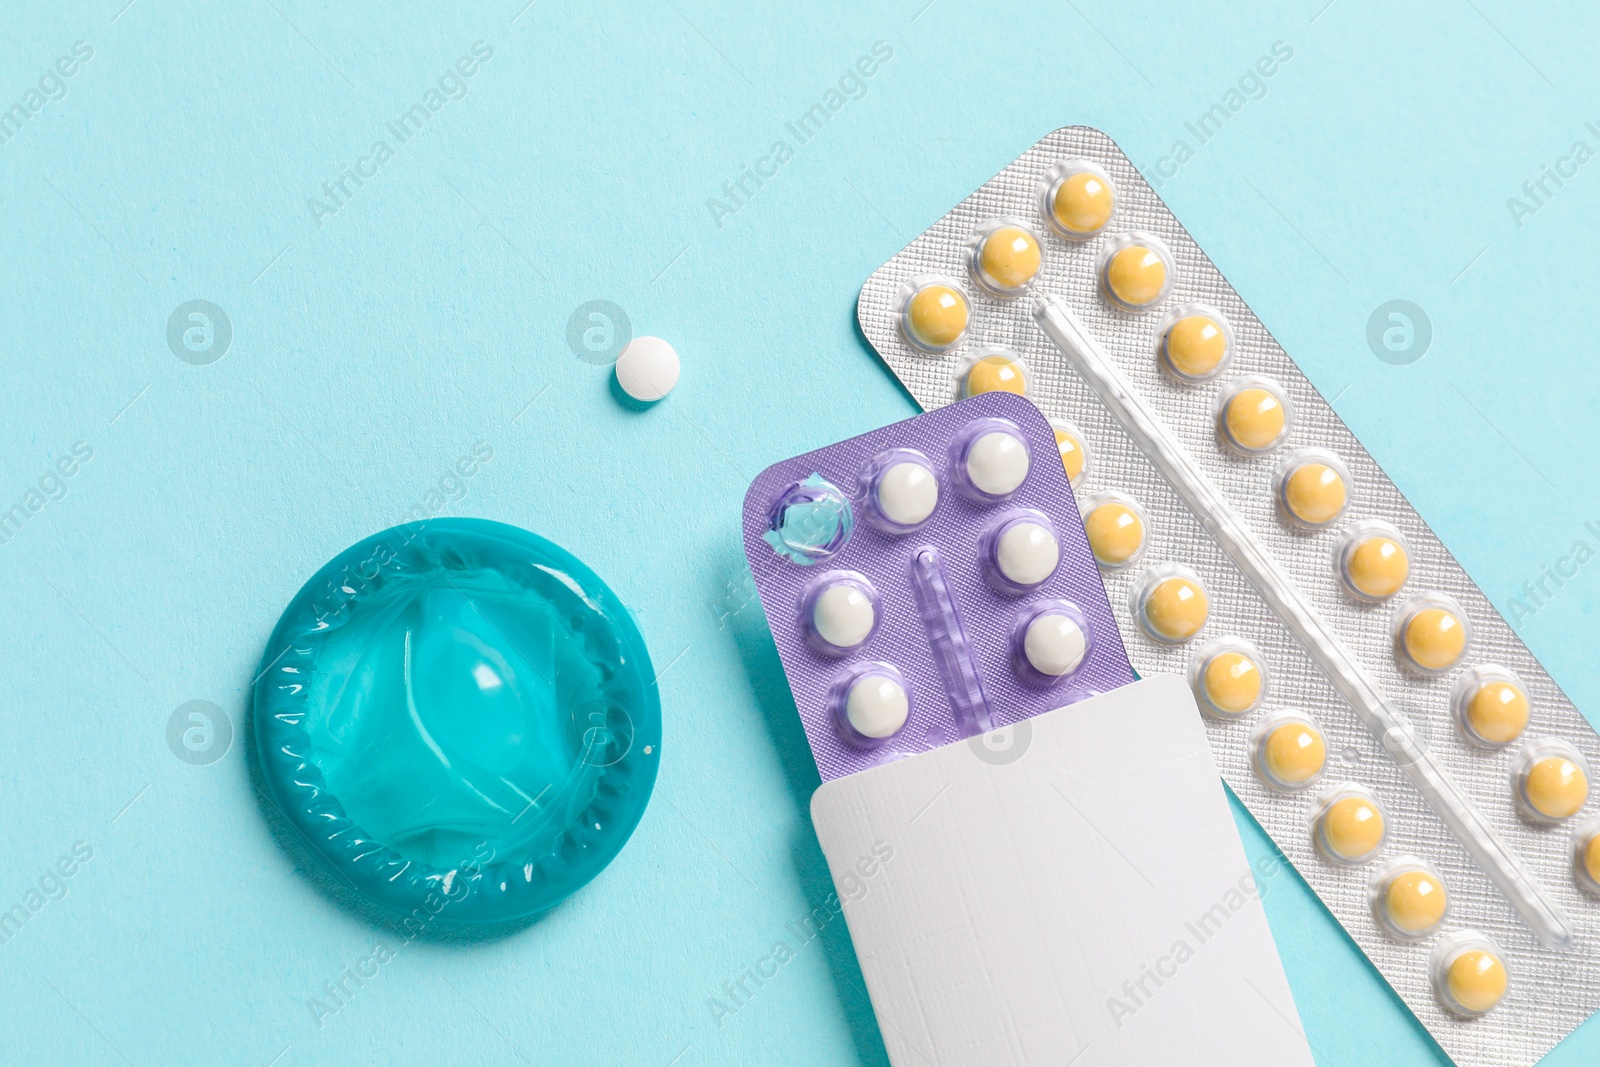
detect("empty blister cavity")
[764,474,852,565]
[1215,375,1293,456]
[1082,491,1147,569]
[981,510,1061,595]
[860,449,939,533]
[1392,592,1471,675]
[952,417,1031,501]
[1156,303,1233,383]
[1011,600,1092,684]
[831,662,911,746]
[1048,418,1090,489]
[1574,817,1600,895]
[1453,666,1532,749]
[1098,231,1174,311]
[1371,857,1450,940]
[967,217,1044,296]
[897,274,971,352]
[1190,637,1269,720]
[1274,448,1351,531]
[1335,520,1411,603]
[1432,931,1510,1018]
[1513,739,1590,824]
[1253,711,1328,793]
[1313,784,1388,866]
[1131,563,1209,644]
[957,346,1030,400]
[801,572,880,656]
[1038,159,1115,240]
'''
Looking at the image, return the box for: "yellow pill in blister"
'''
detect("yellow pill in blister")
[1284,463,1347,526]
[1105,244,1168,308]
[1085,500,1144,567]
[963,353,1027,398]
[1345,536,1409,599]
[1584,832,1600,887]
[978,226,1042,292]
[1053,427,1086,486]
[1202,650,1263,716]
[1052,171,1114,236]
[904,283,969,350]
[1525,756,1588,820]
[1262,721,1326,787]
[1467,681,1530,745]
[1320,795,1385,863]
[1446,950,1508,1015]
[1141,575,1209,643]
[1386,869,1448,935]
[1164,315,1228,379]
[1404,607,1467,672]
[1223,387,1288,452]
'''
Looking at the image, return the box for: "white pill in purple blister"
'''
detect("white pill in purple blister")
[846,673,910,739]
[1024,612,1088,677]
[965,430,1029,496]
[996,521,1059,587]
[876,461,939,527]
[812,582,876,650]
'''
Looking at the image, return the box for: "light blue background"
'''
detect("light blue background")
[3,1,1597,1064]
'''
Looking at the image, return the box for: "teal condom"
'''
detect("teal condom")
[253,519,660,925]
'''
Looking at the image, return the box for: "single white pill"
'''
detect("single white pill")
[876,461,938,526]
[615,336,680,402]
[813,584,875,649]
[965,430,1030,496]
[846,674,909,739]
[1024,613,1088,677]
[996,522,1059,586]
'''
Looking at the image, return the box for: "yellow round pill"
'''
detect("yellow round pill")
[1053,427,1086,486]
[1202,651,1263,716]
[1164,315,1228,379]
[1467,681,1530,745]
[1105,244,1168,308]
[1052,170,1114,236]
[1085,500,1144,567]
[1386,868,1448,935]
[978,226,1042,292]
[1262,721,1326,787]
[1446,950,1508,1015]
[1142,576,1209,643]
[1584,832,1600,887]
[1284,463,1347,526]
[1403,607,1467,672]
[1345,536,1409,599]
[1321,795,1385,863]
[1223,387,1288,452]
[963,353,1027,398]
[1525,756,1588,820]
[904,283,969,350]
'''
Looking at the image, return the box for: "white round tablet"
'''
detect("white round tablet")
[876,461,938,527]
[846,674,909,739]
[996,521,1059,587]
[1024,612,1087,677]
[965,431,1029,496]
[813,583,875,649]
[615,336,680,402]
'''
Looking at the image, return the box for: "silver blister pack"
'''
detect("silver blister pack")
[857,126,1600,1066]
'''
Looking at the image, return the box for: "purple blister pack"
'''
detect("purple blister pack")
[742,391,1135,781]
